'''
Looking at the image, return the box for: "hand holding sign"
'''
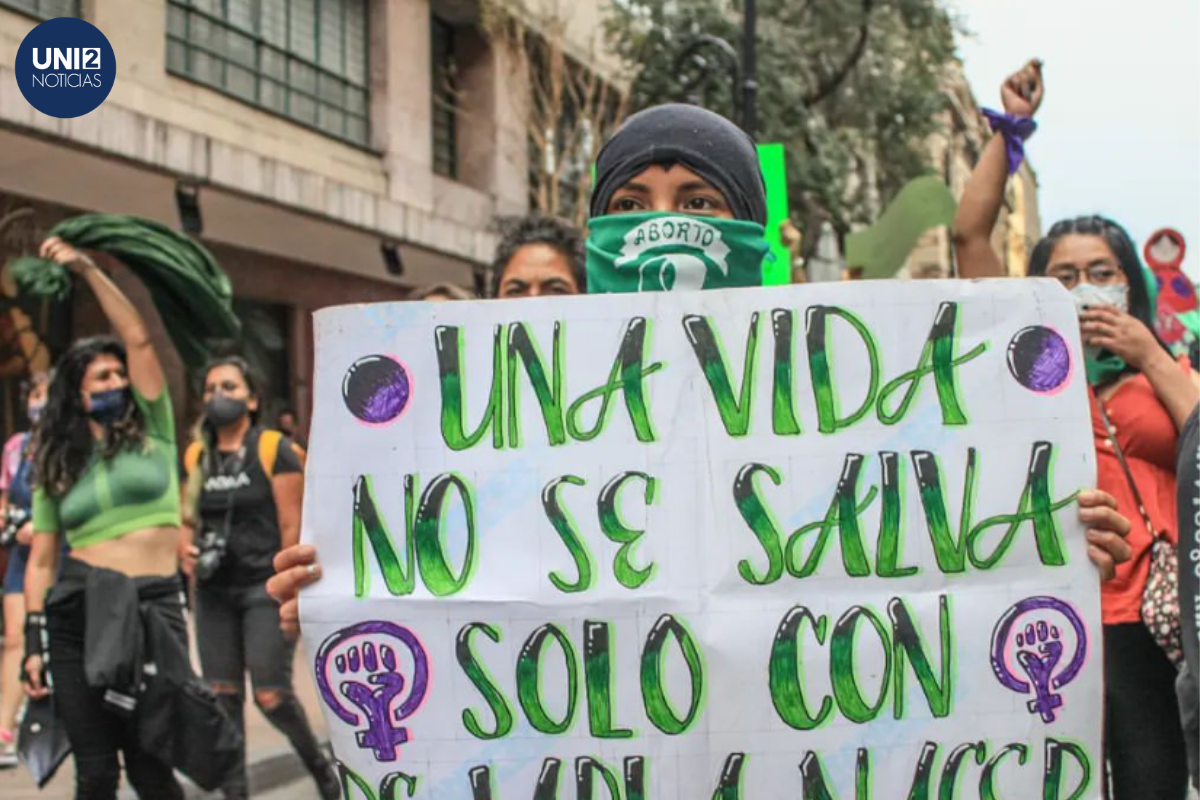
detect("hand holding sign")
[299,280,1122,797]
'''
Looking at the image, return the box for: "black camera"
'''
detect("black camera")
[194,529,228,581]
[0,505,30,548]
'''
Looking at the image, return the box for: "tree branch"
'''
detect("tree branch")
[801,0,875,106]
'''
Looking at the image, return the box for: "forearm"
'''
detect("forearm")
[280,519,301,551]
[1140,350,1200,429]
[273,474,304,550]
[79,259,164,397]
[179,523,195,556]
[23,534,61,614]
[953,134,1009,278]
[79,261,151,348]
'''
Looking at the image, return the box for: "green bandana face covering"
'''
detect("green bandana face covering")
[586,212,772,294]
[1078,263,1160,387]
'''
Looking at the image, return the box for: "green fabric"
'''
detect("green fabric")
[757,143,791,286]
[1084,264,1161,386]
[586,212,772,294]
[10,215,240,369]
[33,388,181,548]
[1084,351,1126,387]
[844,176,957,279]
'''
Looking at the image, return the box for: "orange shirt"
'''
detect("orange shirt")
[1091,360,1188,624]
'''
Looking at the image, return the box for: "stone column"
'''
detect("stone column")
[373,0,435,212]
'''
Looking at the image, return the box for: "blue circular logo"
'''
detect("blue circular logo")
[15,18,115,119]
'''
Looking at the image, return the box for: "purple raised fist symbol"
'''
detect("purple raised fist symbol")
[990,597,1087,724]
[315,621,430,762]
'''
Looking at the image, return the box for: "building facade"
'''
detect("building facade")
[900,59,1042,280]
[0,0,614,441]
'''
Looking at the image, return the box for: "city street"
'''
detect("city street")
[256,779,324,800]
[0,636,328,800]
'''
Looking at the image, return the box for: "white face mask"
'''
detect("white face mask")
[1070,282,1129,317]
[1070,282,1129,361]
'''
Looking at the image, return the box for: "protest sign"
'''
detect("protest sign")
[300,279,1100,799]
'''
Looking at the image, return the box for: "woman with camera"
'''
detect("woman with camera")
[0,371,49,765]
[182,355,338,800]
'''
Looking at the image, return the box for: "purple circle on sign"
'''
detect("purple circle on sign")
[342,355,411,425]
[1007,326,1072,394]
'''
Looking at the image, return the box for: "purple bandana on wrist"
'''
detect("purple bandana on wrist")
[982,108,1038,176]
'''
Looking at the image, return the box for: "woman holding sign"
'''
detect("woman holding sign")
[955,61,1200,800]
[270,101,1135,663]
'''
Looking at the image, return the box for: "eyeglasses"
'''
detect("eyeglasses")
[1045,264,1122,289]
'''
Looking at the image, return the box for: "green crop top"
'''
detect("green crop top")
[33,387,181,548]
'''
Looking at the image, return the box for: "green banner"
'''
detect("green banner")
[845,176,957,280]
[757,143,790,285]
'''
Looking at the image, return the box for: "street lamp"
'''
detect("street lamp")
[673,0,758,139]
[741,0,757,139]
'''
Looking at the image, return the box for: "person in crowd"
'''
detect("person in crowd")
[0,371,49,766]
[269,102,1134,646]
[585,104,773,294]
[491,215,586,298]
[954,60,1200,800]
[1176,404,1199,790]
[276,407,300,441]
[589,105,767,222]
[276,406,308,449]
[410,282,475,302]
[21,239,189,799]
[180,356,338,800]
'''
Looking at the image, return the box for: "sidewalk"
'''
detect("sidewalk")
[0,634,328,800]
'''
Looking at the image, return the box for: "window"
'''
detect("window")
[0,0,78,19]
[231,299,292,425]
[430,17,457,179]
[167,0,369,145]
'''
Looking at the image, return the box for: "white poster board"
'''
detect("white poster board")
[300,279,1101,800]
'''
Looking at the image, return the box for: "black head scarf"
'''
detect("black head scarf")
[589,104,767,225]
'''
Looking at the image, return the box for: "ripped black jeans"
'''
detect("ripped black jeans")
[196,582,331,799]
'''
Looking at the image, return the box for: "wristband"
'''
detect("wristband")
[24,611,47,662]
[982,108,1037,176]
[21,612,48,686]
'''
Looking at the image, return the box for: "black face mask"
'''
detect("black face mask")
[87,387,130,424]
[204,395,249,428]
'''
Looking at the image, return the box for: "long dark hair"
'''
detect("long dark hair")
[1028,215,1157,329]
[1028,215,1171,375]
[37,336,146,497]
